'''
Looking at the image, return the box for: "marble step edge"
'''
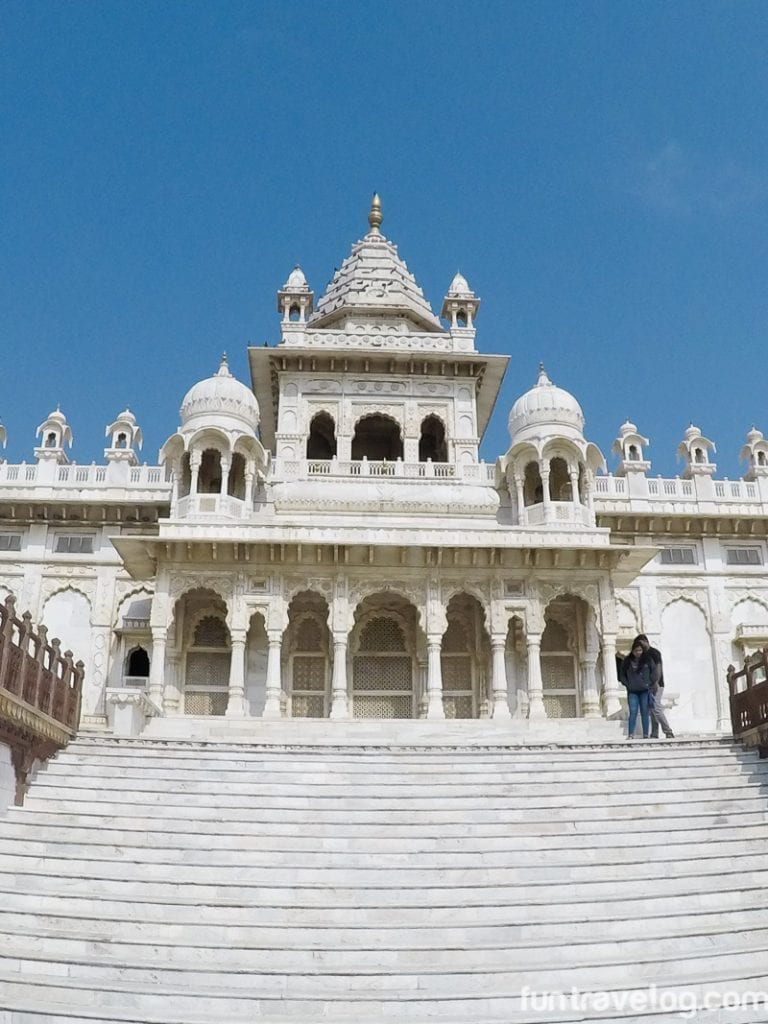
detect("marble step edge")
[1,836,763,867]
[1,868,766,906]
[4,921,768,971]
[1,850,767,885]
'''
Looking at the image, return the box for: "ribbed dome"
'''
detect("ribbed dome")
[284,266,309,290]
[447,271,472,295]
[508,365,585,444]
[180,357,260,430]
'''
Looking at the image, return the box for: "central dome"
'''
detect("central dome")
[508,365,585,444]
[180,356,260,430]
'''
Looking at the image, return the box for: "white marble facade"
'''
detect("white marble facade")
[1,196,766,736]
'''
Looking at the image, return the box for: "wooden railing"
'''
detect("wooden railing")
[727,650,768,756]
[0,595,84,804]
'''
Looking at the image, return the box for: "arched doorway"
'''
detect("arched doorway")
[173,588,230,716]
[351,414,404,461]
[350,593,420,718]
[418,415,447,463]
[539,594,598,718]
[284,591,331,718]
[306,412,337,460]
[441,592,490,718]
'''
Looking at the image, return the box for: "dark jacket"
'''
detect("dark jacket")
[620,652,656,694]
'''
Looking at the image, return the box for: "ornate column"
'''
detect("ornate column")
[220,454,231,496]
[601,634,622,717]
[329,632,349,719]
[540,463,551,523]
[526,633,546,719]
[490,633,511,719]
[570,467,580,506]
[163,652,182,715]
[189,451,201,496]
[512,471,526,526]
[425,636,445,719]
[147,628,167,708]
[579,653,602,718]
[262,629,283,719]
[226,629,247,717]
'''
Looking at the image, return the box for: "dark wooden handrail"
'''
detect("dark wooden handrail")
[727,649,768,757]
[0,594,84,803]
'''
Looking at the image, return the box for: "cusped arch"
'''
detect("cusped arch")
[41,584,93,613]
[659,591,708,619]
[349,582,425,628]
[441,583,490,623]
[113,587,153,630]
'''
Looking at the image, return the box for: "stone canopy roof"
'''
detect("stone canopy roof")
[309,200,443,332]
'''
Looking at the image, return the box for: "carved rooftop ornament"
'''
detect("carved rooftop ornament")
[507,364,587,445]
[308,194,442,333]
[180,355,260,431]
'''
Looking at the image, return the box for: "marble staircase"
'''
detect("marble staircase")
[0,735,767,1022]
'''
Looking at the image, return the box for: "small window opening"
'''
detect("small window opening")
[549,457,570,500]
[694,447,705,464]
[289,305,301,322]
[523,461,543,506]
[116,432,128,448]
[127,647,150,678]
[351,414,403,461]
[628,444,639,461]
[227,452,246,499]
[46,432,57,448]
[198,449,222,493]
[418,415,447,463]
[456,309,468,328]
[307,412,337,460]
[758,452,766,467]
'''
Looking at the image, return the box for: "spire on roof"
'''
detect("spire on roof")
[368,192,383,235]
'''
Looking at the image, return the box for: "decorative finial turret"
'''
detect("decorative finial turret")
[537,363,552,386]
[368,192,383,234]
[217,353,232,377]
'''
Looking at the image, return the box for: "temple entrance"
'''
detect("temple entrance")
[441,592,490,718]
[180,591,230,716]
[284,591,331,718]
[540,594,598,718]
[350,593,421,718]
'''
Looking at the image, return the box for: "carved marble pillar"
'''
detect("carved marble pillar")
[329,632,349,719]
[262,629,283,719]
[425,636,445,719]
[226,630,247,717]
[579,654,602,718]
[526,633,546,719]
[220,455,231,497]
[540,464,551,523]
[189,452,201,497]
[570,468,580,508]
[512,472,526,526]
[147,628,167,708]
[490,634,511,719]
[601,635,622,717]
[163,653,182,714]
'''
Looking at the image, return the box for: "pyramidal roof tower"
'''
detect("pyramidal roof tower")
[309,194,442,332]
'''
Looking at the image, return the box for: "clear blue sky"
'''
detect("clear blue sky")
[2,1,767,478]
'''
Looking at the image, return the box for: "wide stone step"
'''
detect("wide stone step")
[28,774,768,798]
[5,943,768,995]
[1,964,768,1022]
[5,920,768,971]
[3,815,765,851]
[11,806,767,835]
[1,832,764,866]
[2,903,767,950]
[1,865,766,908]
[3,849,768,886]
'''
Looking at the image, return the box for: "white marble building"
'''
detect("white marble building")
[1,196,766,738]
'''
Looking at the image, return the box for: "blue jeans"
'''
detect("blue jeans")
[627,690,650,738]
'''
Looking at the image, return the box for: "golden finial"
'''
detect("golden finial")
[368,192,383,234]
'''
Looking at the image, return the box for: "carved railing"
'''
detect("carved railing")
[727,650,768,755]
[0,595,84,804]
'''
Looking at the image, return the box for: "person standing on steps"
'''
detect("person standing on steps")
[619,640,659,739]
[634,633,675,739]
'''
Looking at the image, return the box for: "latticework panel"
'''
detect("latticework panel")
[444,695,474,720]
[442,620,470,654]
[295,618,323,652]
[353,694,412,719]
[184,691,228,716]
[544,694,578,719]
[186,652,230,688]
[193,616,229,648]
[541,656,575,690]
[441,655,472,690]
[292,655,326,691]
[291,693,325,718]
[353,656,412,691]
[358,617,406,652]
